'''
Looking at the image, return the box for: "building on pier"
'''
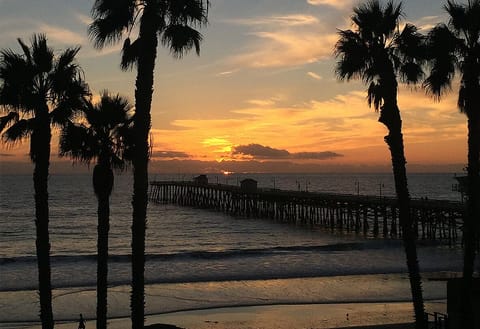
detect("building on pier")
[240,178,257,192]
[194,174,209,185]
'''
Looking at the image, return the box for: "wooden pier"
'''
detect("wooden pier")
[149,180,465,245]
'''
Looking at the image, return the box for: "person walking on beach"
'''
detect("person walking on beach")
[78,314,85,329]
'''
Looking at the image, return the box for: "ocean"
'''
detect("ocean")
[0,172,472,325]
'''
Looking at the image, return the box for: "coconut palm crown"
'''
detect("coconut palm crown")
[335,1,427,329]
[88,1,210,328]
[0,34,89,329]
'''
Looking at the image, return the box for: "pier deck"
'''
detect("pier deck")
[149,181,465,245]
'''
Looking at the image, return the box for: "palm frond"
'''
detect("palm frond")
[30,34,53,74]
[17,38,32,63]
[381,1,403,38]
[56,47,81,71]
[334,29,369,81]
[120,37,140,71]
[466,0,480,42]
[352,0,402,39]
[395,24,426,61]
[89,17,128,49]
[0,111,19,132]
[445,0,468,34]
[167,0,209,26]
[352,0,383,37]
[161,24,203,58]
[89,0,135,49]
[111,153,127,171]
[50,89,88,127]
[457,83,468,114]
[0,50,31,109]
[400,62,424,84]
[423,24,459,98]
[423,66,455,99]
[59,121,96,163]
[51,67,89,106]
[120,121,135,162]
[394,23,426,84]
[2,118,34,143]
[61,90,134,169]
[367,81,383,111]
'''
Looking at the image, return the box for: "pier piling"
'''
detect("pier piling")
[149,181,465,245]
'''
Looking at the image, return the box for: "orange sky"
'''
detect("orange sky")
[0,0,469,174]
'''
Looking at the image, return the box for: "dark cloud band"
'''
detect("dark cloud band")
[232,143,342,160]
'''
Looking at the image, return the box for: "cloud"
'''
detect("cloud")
[294,151,343,159]
[247,99,276,107]
[151,150,190,159]
[201,137,233,153]
[37,23,122,58]
[216,69,239,77]
[0,18,120,59]
[76,13,92,26]
[228,14,319,27]
[307,0,354,9]
[232,143,342,160]
[413,15,444,32]
[247,95,285,107]
[230,30,337,68]
[225,12,337,69]
[38,23,85,46]
[148,85,467,166]
[233,144,290,159]
[307,71,323,80]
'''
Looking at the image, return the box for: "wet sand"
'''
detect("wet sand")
[6,301,444,329]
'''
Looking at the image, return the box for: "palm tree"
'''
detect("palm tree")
[59,91,134,329]
[423,1,480,327]
[0,34,89,329]
[88,1,209,327]
[334,1,427,328]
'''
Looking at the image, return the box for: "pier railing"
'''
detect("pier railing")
[149,181,465,245]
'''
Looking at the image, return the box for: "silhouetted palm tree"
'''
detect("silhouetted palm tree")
[335,1,427,328]
[424,1,480,327]
[88,1,209,327]
[0,34,89,329]
[60,91,133,329]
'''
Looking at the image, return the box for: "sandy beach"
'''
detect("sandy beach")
[0,273,452,329]
[4,300,446,329]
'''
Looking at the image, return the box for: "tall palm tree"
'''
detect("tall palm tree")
[59,91,134,329]
[88,1,209,327]
[0,34,89,329]
[335,1,427,328]
[424,1,480,327]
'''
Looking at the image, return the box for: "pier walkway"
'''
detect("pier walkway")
[149,180,465,245]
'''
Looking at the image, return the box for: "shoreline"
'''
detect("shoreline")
[0,273,452,324]
[2,301,446,329]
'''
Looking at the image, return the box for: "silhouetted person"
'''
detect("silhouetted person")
[78,314,85,329]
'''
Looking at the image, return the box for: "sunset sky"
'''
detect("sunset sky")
[0,0,469,173]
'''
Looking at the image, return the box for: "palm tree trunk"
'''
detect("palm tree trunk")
[32,113,54,329]
[131,7,159,329]
[461,114,480,329]
[94,164,113,329]
[380,99,426,329]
